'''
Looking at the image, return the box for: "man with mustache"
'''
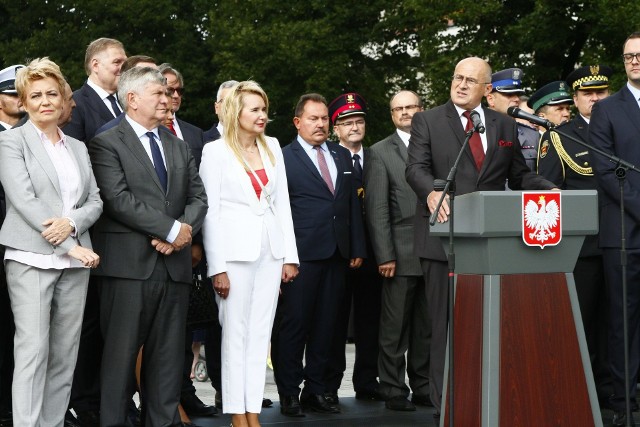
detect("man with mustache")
[272,93,366,417]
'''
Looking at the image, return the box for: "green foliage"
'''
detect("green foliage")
[0,0,638,143]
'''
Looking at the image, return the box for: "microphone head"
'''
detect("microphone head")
[507,106,519,117]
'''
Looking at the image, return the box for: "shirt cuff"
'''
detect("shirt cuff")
[165,220,181,243]
[65,217,77,237]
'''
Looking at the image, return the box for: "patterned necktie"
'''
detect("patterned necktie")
[314,145,335,195]
[146,132,167,192]
[352,153,363,189]
[107,94,122,117]
[167,120,177,136]
[463,110,485,171]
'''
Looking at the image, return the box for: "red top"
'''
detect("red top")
[247,169,268,199]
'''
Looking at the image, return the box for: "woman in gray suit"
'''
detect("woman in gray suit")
[0,58,102,427]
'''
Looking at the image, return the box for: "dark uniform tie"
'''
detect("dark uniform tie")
[146,132,167,192]
[107,94,122,117]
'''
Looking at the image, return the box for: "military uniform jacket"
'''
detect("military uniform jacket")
[537,115,601,257]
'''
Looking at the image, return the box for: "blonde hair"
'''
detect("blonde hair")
[221,81,275,168]
[15,57,65,104]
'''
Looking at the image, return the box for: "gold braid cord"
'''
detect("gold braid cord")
[550,131,593,176]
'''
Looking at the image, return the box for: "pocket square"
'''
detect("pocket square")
[343,171,352,174]
[499,139,514,147]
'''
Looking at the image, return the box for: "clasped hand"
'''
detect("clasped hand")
[41,217,73,246]
[150,223,192,255]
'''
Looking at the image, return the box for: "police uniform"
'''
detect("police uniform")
[490,68,539,171]
[536,65,614,403]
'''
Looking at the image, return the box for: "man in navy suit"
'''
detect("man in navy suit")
[60,37,127,427]
[203,80,238,142]
[63,38,126,143]
[589,32,640,427]
[272,93,366,417]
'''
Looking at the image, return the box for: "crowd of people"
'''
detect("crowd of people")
[0,31,639,427]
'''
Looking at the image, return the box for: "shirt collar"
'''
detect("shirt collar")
[28,120,65,145]
[86,78,113,101]
[297,135,328,153]
[125,115,159,140]
[396,128,410,147]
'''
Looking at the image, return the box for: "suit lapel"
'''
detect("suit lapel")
[390,132,408,162]
[159,131,176,194]
[22,125,62,197]
[481,110,498,178]
[328,143,343,195]
[84,83,117,122]
[118,120,165,194]
[291,139,331,193]
[445,101,480,175]
[620,86,640,135]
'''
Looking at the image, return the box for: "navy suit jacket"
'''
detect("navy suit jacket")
[63,82,118,143]
[203,124,221,143]
[282,138,366,262]
[176,118,204,168]
[589,85,640,248]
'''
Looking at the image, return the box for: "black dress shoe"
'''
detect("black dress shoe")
[262,398,273,408]
[323,391,339,405]
[612,410,633,426]
[75,410,100,427]
[300,393,340,414]
[0,410,11,427]
[355,388,385,401]
[279,395,305,417]
[411,393,434,407]
[385,395,416,411]
[180,393,218,417]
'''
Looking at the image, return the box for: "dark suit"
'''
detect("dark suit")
[589,84,640,411]
[325,147,382,396]
[203,123,221,143]
[175,118,205,168]
[364,131,430,400]
[89,118,207,426]
[405,101,555,410]
[61,81,120,415]
[537,115,611,401]
[64,82,119,143]
[272,138,366,397]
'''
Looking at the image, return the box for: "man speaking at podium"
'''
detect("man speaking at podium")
[405,56,555,416]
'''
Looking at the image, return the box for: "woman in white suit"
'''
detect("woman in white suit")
[200,81,298,427]
[0,58,102,426]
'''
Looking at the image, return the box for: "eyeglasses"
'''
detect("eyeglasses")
[166,87,184,96]
[335,119,365,128]
[622,52,640,63]
[452,74,489,87]
[391,104,420,113]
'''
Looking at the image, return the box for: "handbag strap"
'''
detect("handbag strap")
[242,156,277,216]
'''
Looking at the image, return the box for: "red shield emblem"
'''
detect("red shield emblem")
[522,192,561,248]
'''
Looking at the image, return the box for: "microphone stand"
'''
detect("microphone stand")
[429,127,477,427]
[545,125,639,426]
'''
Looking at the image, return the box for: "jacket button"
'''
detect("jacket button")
[165,201,171,206]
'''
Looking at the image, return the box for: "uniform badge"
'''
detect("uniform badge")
[513,69,521,80]
[539,140,549,158]
[590,65,599,75]
[357,187,365,199]
[347,94,355,104]
[522,192,561,248]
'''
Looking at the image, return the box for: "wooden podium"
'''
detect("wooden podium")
[430,190,602,427]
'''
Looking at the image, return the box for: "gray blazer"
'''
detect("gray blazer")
[0,123,103,255]
[88,118,208,284]
[364,131,422,276]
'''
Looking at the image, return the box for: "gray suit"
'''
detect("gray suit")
[0,123,103,426]
[88,118,207,426]
[364,131,430,400]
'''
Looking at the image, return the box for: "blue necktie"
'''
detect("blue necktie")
[107,94,122,117]
[146,132,167,192]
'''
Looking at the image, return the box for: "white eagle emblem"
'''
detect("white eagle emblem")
[524,195,560,245]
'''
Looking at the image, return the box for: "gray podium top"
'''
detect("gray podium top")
[430,190,598,274]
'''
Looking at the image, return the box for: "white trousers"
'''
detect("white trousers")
[6,261,89,427]
[219,225,283,414]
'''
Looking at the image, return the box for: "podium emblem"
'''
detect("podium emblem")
[522,192,561,248]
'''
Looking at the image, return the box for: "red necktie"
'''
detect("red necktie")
[463,111,485,171]
[168,120,177,136]
[314,145,335,195]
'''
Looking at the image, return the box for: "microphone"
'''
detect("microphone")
[507,106,554,130]
[469,110,485,134]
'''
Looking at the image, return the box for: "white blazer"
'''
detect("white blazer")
[200,136,298,277]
